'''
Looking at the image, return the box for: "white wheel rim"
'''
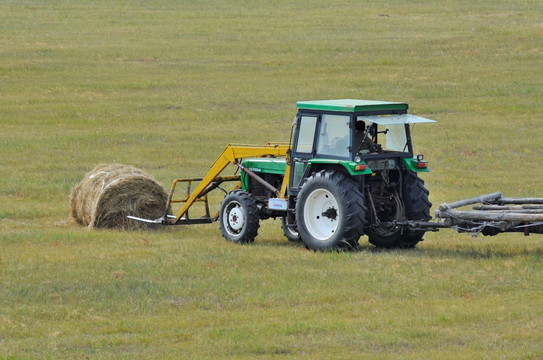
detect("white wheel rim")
[303,188,339,241]
[224,201,245,235]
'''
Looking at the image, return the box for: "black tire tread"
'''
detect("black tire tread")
[400,171,432,248]
[219,190,259,244]
[281,217,302,243]
[297,170,367,251]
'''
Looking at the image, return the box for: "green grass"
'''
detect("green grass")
[1,0,543,358]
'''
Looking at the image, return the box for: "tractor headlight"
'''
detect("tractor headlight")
[354,155,362,164]
[417,154,424,162]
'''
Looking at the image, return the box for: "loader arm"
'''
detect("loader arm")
[172,144,289,223]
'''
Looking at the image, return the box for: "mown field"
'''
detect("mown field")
[1,0,542,358]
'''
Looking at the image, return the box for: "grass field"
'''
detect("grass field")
[1,0,543,358]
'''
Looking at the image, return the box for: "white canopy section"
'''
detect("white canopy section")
[356,114,436,125]
[356,114,436,152]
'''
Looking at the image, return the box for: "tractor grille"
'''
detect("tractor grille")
[367,159,397,171]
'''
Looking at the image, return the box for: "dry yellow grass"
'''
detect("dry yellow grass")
[1,0,542,358]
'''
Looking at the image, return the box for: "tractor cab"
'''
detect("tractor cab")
[290,99,435,194]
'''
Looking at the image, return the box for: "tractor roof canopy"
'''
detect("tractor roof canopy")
[357,114,437,125]
[296,99,408,113]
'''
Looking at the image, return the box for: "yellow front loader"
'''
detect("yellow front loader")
[158,143,290,226]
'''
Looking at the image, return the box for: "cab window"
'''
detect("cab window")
[316,114,350,158]
[295,116,317,154]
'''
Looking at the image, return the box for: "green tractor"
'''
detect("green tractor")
[226,99,436,250]
[130,99,436,250]
[129,99,543,245]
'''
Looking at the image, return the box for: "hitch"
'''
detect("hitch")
[377,220,449,232]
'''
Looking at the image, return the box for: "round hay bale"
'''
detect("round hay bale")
[70,164,170,230]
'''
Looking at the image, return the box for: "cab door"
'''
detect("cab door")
[289,114,318,195]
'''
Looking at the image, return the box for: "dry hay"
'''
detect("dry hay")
[70,164,170,230]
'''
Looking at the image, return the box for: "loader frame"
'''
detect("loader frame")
[164,143,290,225]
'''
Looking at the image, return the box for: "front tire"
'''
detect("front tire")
[281,217,301,242]
[219,190,259,244]
[296,170,366,251]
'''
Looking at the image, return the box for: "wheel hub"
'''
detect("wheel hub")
[303,188,340,241]
[321,208,337,220]
[228,206,245,231]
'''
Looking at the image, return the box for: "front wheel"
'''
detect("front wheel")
[296,170,367,251]
[281,217,301,242]
[219,190,259,244]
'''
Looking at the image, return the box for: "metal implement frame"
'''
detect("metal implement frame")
[165,175,241,225]
[435,192,543,235]
[164,144,290,225]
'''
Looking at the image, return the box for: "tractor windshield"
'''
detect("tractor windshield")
[380,123,408,152]
[356,114,436,154]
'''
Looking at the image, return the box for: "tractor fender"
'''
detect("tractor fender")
[307,159,373,176]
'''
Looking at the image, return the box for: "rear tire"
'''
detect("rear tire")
[367,171,431,249]
[366,194,404,248]
[400,171,432,248]
[219,190,259,244]
[296,170,366,251]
